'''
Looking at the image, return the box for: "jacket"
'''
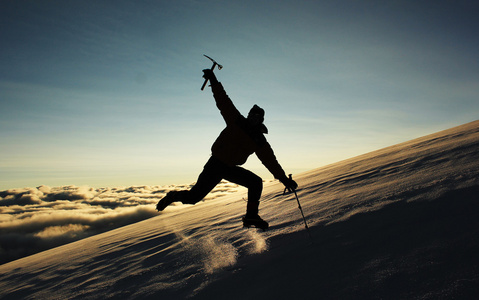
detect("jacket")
[210,82,287,180]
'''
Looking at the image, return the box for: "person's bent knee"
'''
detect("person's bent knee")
[253,175,263,190]
[248,175,263,200]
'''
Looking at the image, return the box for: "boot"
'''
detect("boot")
[242,214,269,231]
[156,191,180,211]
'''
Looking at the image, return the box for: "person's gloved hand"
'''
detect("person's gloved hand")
[202,69,218,84]
[280,174,298,193]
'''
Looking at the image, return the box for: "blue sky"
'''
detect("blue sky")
[1,0,478,189]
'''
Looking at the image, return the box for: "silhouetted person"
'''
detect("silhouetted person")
[156,69,297,229]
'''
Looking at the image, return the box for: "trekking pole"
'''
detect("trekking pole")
[286,174,313,243]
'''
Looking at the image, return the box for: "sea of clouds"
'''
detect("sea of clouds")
[0,181,245,265]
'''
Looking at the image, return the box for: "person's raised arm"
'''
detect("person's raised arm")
[202,69,240,125]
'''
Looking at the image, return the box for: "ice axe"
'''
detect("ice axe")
[201,55,223,90]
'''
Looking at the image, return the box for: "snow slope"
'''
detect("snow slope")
[1,120,478,299]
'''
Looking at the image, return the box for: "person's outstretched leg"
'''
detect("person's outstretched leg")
[181,159,223,204]
[156,157,222,211]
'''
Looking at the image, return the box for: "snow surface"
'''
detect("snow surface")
[1,120,478,299]
[0,181,247,265]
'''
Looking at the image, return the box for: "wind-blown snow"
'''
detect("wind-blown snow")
[0,181,246,264]
[0,120,478,299]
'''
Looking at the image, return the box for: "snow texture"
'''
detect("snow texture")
[0,120,478,299]
[0,181,246,264]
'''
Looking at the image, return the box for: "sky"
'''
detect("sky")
[1,0,478,190]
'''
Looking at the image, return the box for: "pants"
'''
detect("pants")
[177,156,263,215]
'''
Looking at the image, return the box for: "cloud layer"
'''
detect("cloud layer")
[0,181,245,264]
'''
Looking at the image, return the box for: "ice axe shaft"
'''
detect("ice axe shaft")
[201,55,223,90]
[201,62,217,90]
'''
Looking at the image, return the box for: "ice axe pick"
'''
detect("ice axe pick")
[201,55,223,90]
